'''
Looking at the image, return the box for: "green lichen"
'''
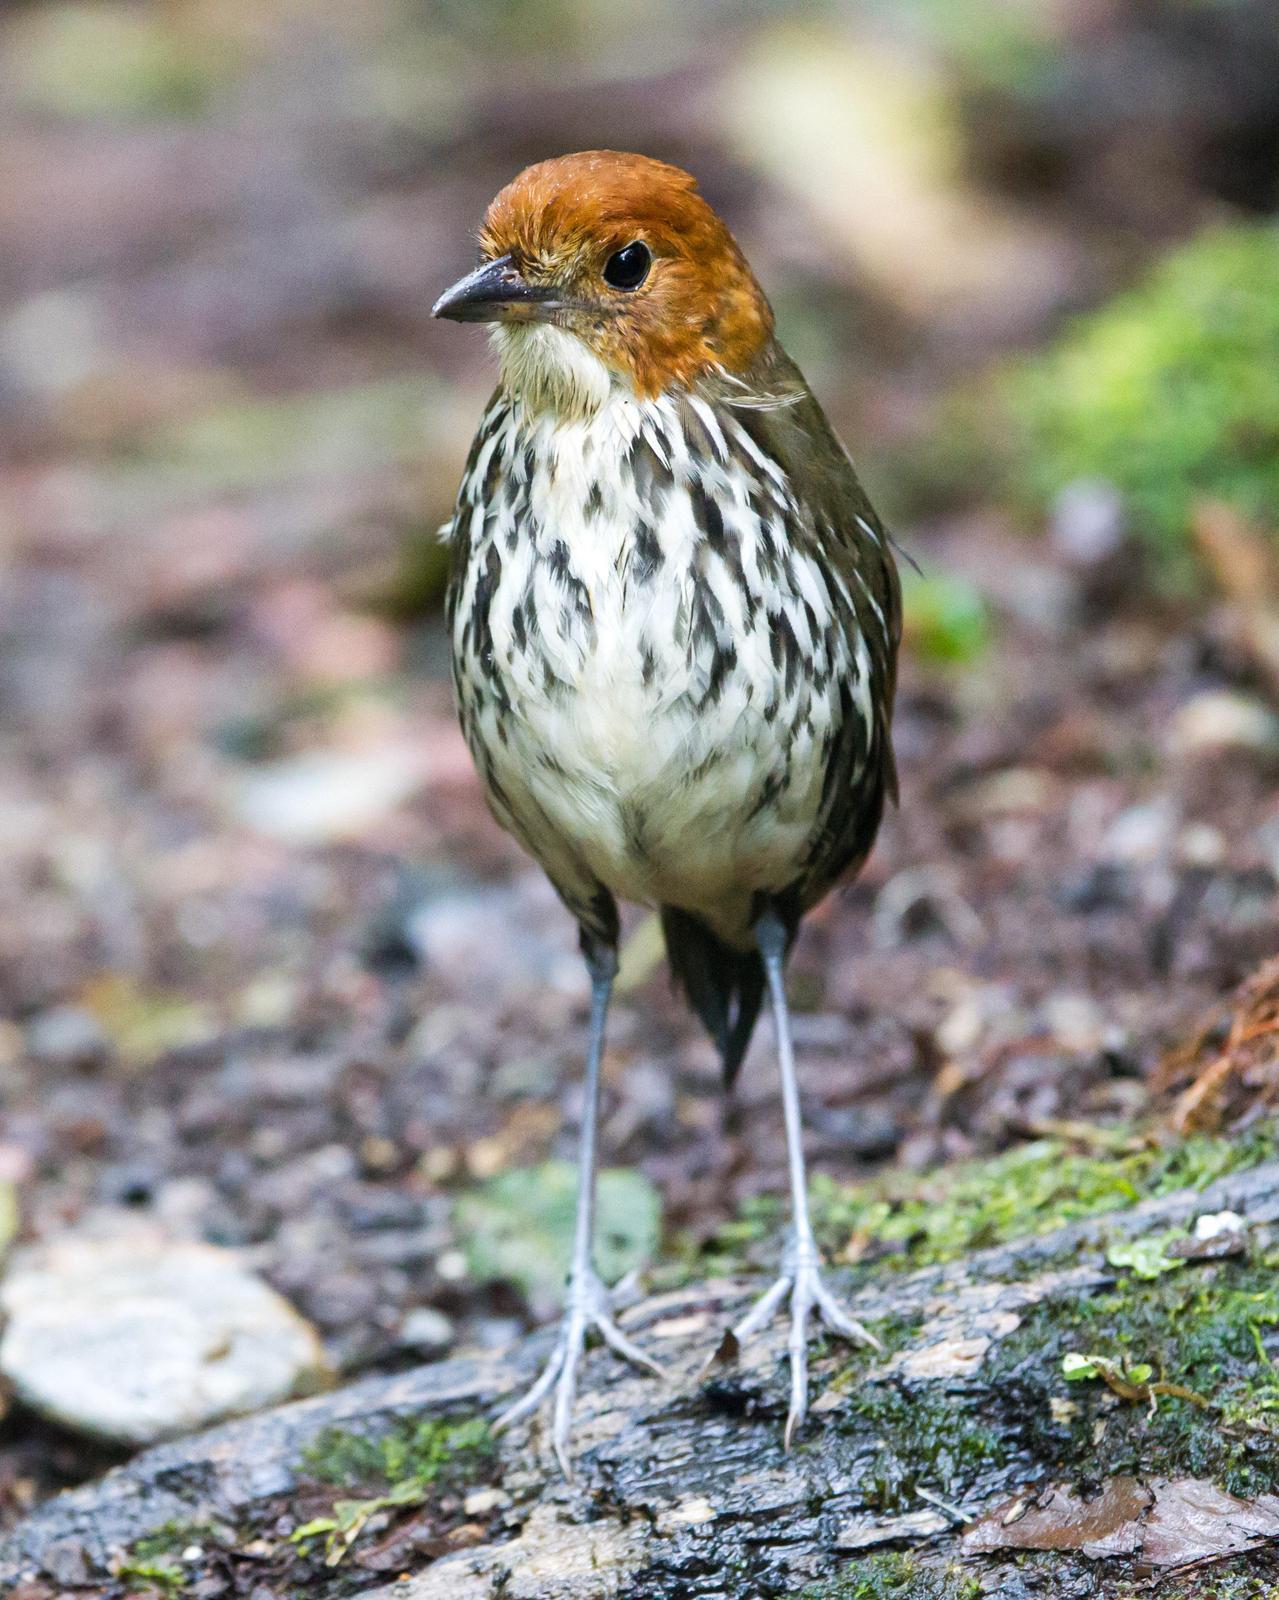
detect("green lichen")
[987,1254,1279,1497]
[1007,222,1279,584]
[797,1550,982,1599]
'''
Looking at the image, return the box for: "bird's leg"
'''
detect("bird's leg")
[729,909,881,1448]
[492,937,663,1478]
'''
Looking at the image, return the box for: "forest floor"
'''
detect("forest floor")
[3,454,1277,1534]
[1,3,1279,1594]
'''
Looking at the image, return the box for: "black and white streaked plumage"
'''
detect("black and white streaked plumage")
[446,350,898,1076]
[433,150,900,1474]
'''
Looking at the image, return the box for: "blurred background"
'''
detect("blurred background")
[1,0,1278,1529]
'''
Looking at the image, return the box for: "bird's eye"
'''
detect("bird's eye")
[602,241,651,291]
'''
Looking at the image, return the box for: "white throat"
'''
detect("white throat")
[490,323,614,421]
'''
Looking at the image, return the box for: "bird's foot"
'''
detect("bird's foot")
[727,1235,881,1449]
[492,1268,665,1479]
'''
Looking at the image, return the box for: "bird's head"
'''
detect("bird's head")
[432,151,774,417]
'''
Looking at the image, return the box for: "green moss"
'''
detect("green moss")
[1111,1545,1279,1598]
[114,1556,187,1597]
[987,1255,1279,1497]
[806,1123,1277,1270]
[665,1189,788,1281]
[116,1521,231,1596]
[299,1415,494,1493]
[1105,1227,1190,1280]
[815,1237,1279,1546]
[841,1388,1006,1513]
[294,1416,496,1565]
[833,1309,925,1375]
[1007,222,1279,584]
[797,1550,982,1599]
[800,1259,1279,1591]
[129,1522,227,1563]
[997,1546,1279,1599]
[680,1123,1276,1283]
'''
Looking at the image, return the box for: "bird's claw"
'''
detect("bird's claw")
[727,1237,880,1450]
[493,1269,665,1479]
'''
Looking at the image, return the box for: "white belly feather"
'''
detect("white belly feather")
[450,378,871,942]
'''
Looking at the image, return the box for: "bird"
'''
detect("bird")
[432,150,900,1476]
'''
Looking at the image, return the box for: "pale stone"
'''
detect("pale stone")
[0,1233,328,1445]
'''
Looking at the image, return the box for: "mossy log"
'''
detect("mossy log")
[5,1159,1279,1600]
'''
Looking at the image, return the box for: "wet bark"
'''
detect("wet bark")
[5,1158,1279,1599]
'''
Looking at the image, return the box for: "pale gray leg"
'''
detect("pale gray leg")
[730,909,881,1448]
[492,941,663,1478]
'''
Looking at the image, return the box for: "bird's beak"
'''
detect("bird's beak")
[432,254,561,324]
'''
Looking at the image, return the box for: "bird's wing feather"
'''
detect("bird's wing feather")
[709,345,902,901]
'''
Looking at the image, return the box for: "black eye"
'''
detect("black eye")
[603,241,651,291]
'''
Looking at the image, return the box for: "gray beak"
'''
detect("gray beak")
[431,254,561,324]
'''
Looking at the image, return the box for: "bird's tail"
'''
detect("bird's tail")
[661,906,765,1089]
